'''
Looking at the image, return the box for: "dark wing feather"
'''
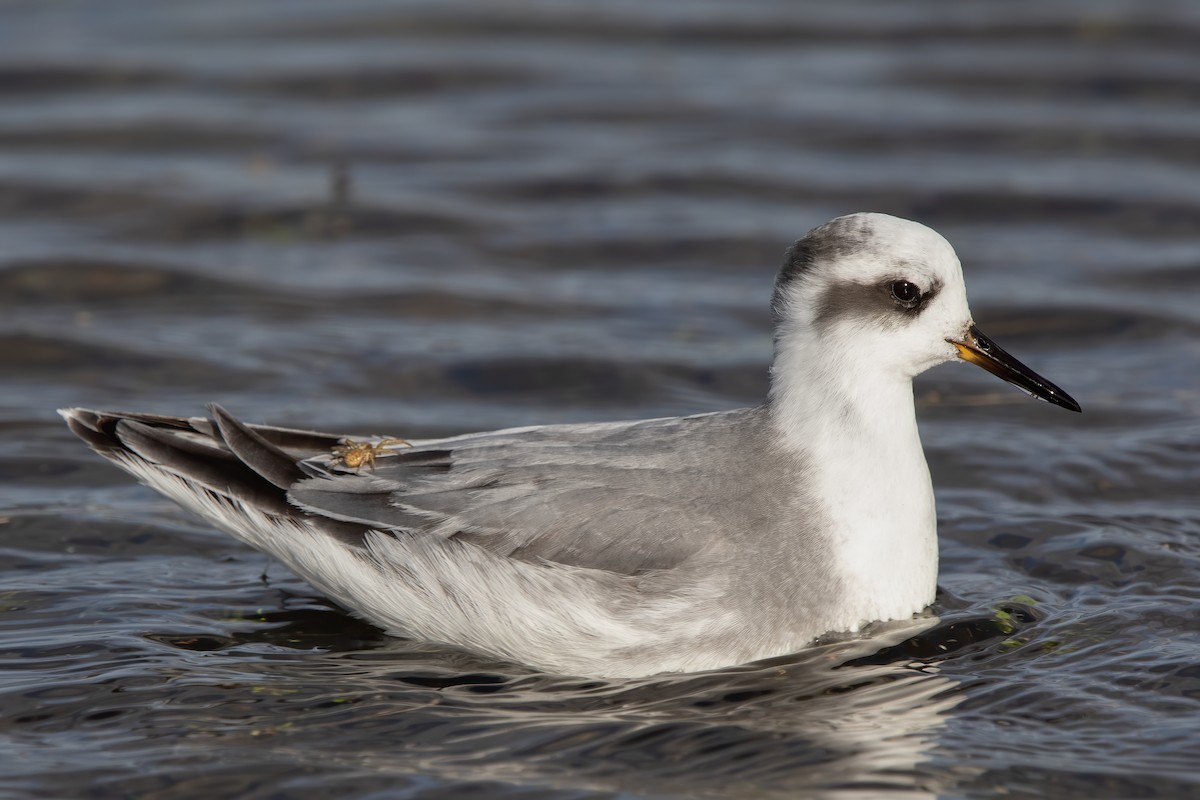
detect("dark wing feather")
[208,403,305,490]
[62,406,371,546]
[125,419,297,515]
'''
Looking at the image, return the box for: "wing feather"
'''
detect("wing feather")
[65,405,775,577]
[286,409,771,574]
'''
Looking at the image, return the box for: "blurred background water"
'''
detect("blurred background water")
[1,0,1198,797]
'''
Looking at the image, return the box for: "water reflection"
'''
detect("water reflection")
[135,613,973,797]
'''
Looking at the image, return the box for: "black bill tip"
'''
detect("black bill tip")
[949,325,1081,413]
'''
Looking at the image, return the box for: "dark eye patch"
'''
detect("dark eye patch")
[812,276,942,332]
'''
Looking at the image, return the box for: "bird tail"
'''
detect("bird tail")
[58,404,356,532]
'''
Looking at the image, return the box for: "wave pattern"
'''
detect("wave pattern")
[2,0,1198,797]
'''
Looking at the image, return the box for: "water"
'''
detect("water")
[2,0,1198,797]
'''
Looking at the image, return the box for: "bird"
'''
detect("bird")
[60,212,1081,678]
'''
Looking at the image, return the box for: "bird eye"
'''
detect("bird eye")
[890,280,922,308]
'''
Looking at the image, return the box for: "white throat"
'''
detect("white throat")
[768,328,939,631]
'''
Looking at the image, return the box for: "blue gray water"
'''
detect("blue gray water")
[2,1,1198,797]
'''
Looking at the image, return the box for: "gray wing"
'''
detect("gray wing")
[289,408,777,575]
[64,404,781,577]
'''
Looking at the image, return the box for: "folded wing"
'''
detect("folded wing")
[64,404,770,576]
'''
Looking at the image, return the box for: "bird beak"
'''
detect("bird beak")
[948,325,1081,412]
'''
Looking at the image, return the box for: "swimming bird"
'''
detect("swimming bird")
[60,213,1080,678]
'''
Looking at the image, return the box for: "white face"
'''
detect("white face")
[772,213,974,378]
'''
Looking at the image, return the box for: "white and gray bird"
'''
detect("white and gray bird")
[61,213,1080,678]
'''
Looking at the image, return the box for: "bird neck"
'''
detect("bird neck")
[767,332,939,628]
[767,332,919,446]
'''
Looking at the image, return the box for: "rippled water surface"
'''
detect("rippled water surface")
[3,1,1199,797]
